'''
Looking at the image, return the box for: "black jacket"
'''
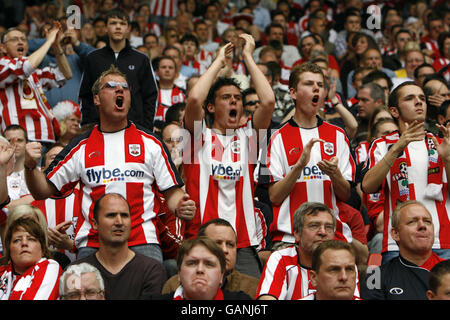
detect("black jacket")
[78,40,158,131]
[361,255,434,300]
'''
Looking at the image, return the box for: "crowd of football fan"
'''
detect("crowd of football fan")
[0,0,449,301]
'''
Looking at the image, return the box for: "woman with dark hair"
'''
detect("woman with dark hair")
[0,217,62,300]
[340,32,379,93]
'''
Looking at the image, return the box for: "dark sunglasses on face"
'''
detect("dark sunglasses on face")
[101,81,130,90]
[245,100,260,106]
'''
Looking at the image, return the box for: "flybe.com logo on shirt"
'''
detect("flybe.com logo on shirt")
[212,163,242,181]
[86,168,145,184]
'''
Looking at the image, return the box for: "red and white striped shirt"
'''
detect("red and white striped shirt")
[182,59,207,75]
[0,56,65,143]
[154,85,186,122]
[150,0,177,17]
[0,258,61,300]
[355,140,369,165]
[363,131,450,252]
[421,36,440,59]
[256,246,314,299]
[258,118,356,243]
[257,246,360,300]
[433,57,450,73]
[183,119,259,248]
[31,190,81,262]
[45,122,183,249]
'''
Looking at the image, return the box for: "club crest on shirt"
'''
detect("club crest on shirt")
[323,142,335,156]
[128,144,141,157]
[231,140,240,154]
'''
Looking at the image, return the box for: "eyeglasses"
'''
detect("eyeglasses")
[5,36,27,43]
[62,289,104,300]
[305,222,335,233]
[100,81,129,91]
[245,100,260,106]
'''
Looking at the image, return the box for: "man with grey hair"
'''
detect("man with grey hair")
[60,263,105,300]
[361,200,444,300]
[355,82,386,142]
[256,202,338,300]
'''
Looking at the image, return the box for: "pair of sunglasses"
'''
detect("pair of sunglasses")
[101,81,130,90]
[245,100,260,106]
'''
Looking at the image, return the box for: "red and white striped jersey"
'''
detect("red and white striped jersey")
[182,59,207,75]
[0,258,61,300]
[257,246,360,300]
[183,119,259,248]
[31,190,81,262]
[421,36,440,59]
[150,0,177,17]
[433,57,450,73]
[363,132,450,252]
[45,122,183,249]
[0,56,65,143]
[355,140,369,165]
[154,85,186,122]
[257,118,356,243]
[197,49,213,68]
[256,246,314,300]
[141,22,162,38]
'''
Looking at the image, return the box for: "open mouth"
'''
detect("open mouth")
[312,95,319,104]
[229,109,237,118]
[116,96,124,109]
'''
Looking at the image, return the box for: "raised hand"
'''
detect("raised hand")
[396,120,425,150]
[0,143,15,167]
[24,142,43,170]
[432,122,450,163]
[216,42,234,68]
[239,33,255,57]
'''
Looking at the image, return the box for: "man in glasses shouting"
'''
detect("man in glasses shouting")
[24,65,196,264]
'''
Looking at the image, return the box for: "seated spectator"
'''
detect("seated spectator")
[52,100,82,146]
[4,204,71,269]
[70,193,167,300]
[256,202,359,300]
[427,259,450,300]
[0,217,61,300]
[162,218,259,298]
[300,240,361,300]
[361,201,445,300]
[156,237,252,300]
[59,263,105,300]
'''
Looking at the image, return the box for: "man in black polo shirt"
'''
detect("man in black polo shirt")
[78,9,158,131]
[361,200,445,300]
